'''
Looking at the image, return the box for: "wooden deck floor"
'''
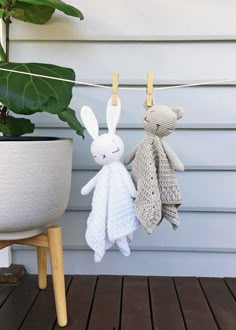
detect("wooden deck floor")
[1,275,236,329]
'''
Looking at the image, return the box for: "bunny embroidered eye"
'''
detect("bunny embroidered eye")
[112,147,120,153]
[144,116,150,123]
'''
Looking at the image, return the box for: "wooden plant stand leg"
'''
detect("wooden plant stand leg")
[0,225,67,327]
[37,246,47,289]
[48,226,67,327]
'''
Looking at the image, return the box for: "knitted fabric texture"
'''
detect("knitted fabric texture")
[81,98,140,262]
[131,133,182,233]
[85,162,140,262]
[124,104,184,234]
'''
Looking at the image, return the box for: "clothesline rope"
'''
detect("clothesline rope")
[0,67,236,90]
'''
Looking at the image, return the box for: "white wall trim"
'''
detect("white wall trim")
[13,249,236,277]
[0,247,12,267]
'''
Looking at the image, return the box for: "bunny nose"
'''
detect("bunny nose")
[102,154,107,159]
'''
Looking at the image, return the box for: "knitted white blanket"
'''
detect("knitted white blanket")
[85,161,140,262]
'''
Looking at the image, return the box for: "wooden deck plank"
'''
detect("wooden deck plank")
[1,275,236,330]
[174,277,217,330]
[225,277,236,300]
[0,275,40,330]
[21,275,72,330]
[121,276,152,330]
[54,275,97,330]
[0,284,16,307]
[200,277,236,330]
[88,275,122,330]
[149,277,185,330]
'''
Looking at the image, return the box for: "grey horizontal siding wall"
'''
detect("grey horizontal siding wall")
[11,0,236,276]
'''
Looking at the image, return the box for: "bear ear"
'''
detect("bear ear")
[173,106,184,120]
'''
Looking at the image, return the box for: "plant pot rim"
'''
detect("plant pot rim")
[0,136,72,142]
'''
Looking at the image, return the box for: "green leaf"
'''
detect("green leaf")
[16,0,84,19]
[12,3,55,24]
[0,61,75,115]
[0,8,7,17]
[0,42,6,62]
[0,0,8,6]
[0,115,35,136]
[58,107,84,137]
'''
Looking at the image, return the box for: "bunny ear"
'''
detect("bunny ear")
[106,97,121,134]
[80,106,99,140]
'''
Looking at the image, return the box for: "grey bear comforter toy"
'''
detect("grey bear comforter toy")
[124,105,184,234]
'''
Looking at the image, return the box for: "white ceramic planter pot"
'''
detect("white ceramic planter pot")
[0,137,72,240]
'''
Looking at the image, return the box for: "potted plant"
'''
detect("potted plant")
[0,0,84,239]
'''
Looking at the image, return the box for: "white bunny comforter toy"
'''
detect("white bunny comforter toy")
[80,98,140,262]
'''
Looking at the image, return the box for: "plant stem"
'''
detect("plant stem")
[1,0,12,127]
[5,19,9,62]
[0,106,8,124]
[5,0,12,62]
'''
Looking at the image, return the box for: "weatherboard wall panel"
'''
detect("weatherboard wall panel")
[9,41,236,83]
[28,86,236,127]
[32,128,236,168]
[9,0,236,41]
[23,211,236,252]
[67,171,236,210]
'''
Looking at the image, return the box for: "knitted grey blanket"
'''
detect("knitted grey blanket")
[130,133,182,233]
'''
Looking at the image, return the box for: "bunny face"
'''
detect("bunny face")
[143,105,184,138]
[81,97,124,166]
[91,133,124,165]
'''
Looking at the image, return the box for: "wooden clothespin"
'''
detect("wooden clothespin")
[146,71,154,107]
[112,71,119,106]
